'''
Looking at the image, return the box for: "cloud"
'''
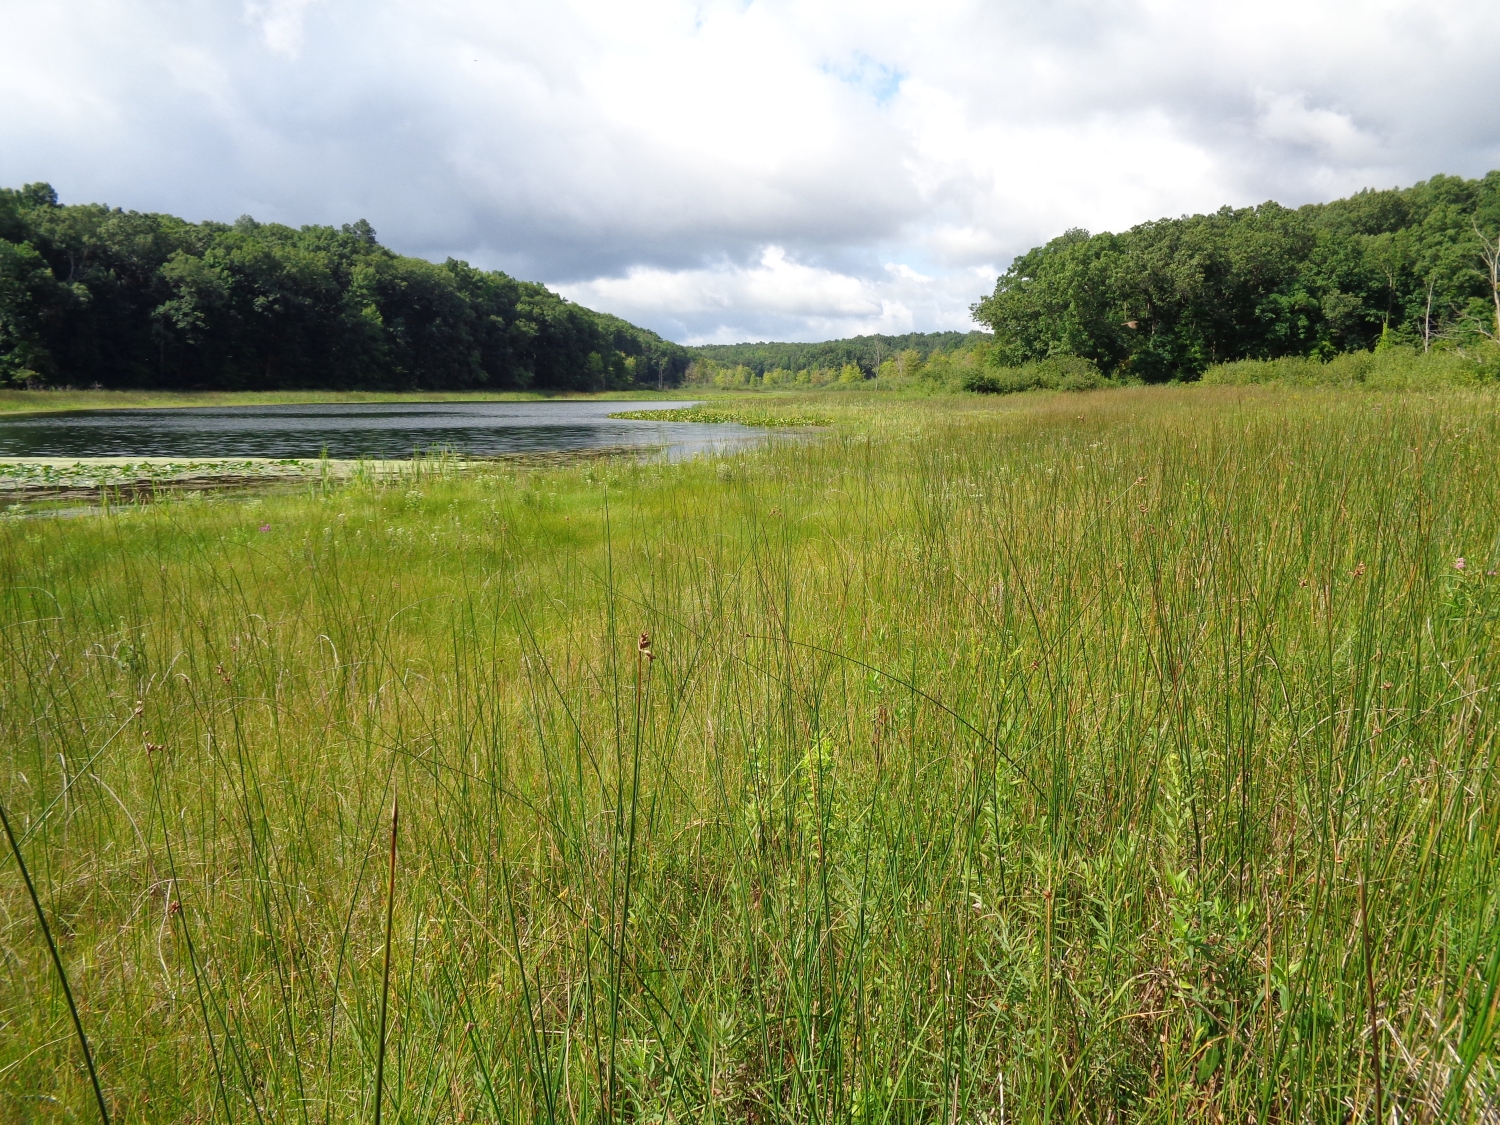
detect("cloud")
[1254,92,1381,162]
[558,246,988,343]
[244,0,319,58]
[1,0,1497,342]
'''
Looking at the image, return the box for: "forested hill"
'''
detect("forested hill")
[687,330,988,375]
[974,171,1500,380]
[0,184,687,391]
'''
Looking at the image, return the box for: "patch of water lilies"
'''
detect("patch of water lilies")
[0,459,313,501]
[608,406,832,427]
[0,458,308,490]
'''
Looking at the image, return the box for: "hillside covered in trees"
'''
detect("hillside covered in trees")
[6,173,1498,393]
[0,184,687,391]
[686,172,1500,391]
[974,171,1500,380]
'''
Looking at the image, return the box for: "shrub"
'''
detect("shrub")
[1201,344,1500,388]
[963,354,1106,394]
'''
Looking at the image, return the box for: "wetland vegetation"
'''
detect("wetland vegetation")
[4,166,1500,1123]
[2,384,1497,1122]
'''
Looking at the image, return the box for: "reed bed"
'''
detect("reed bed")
[1,385,1497,1122]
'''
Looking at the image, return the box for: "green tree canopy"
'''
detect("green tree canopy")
[0,185,687,390]
[972,172,1500,380]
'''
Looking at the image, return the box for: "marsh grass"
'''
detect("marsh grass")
[0,796,110,1123]
[1,385,1497,1122]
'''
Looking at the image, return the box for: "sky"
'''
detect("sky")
[2,1,1498,345]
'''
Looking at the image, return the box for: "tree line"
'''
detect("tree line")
[684,340,1006,390]
[687,331,988,379]
[0,183,688,391]
[973,172,1500,380]
[10,173,1497,393]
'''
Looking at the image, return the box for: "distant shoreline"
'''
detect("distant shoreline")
[0,387,700,418]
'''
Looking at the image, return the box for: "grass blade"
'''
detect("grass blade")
[0,797,111,1125]
[373,795,398,1125]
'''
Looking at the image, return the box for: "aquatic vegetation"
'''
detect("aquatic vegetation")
[608,405,833,427]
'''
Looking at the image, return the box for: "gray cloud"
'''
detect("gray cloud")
[2,0,1497,343]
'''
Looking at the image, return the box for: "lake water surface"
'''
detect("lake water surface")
[0,400,757,460]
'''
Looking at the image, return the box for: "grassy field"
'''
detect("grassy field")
[1,385,1497,1123]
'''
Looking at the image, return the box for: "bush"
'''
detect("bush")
[1201,345,1500,389]
[963,355,1106,394]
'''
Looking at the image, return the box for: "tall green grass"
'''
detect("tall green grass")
[1,385,1497,1122]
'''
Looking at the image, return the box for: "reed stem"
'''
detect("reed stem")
[0,798,110,1125]
[1359,871,1384,1123]
[373,795,398,1125]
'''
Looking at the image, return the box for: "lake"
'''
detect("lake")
[0,400,759,461]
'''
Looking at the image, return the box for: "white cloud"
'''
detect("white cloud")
[0,0,1497,341]
[1254,92,1380,161]
[244,0,319,58]
[559,245,986,344]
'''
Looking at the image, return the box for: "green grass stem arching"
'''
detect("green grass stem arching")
[0,384,1497,1122]
[0,798,111,1125]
